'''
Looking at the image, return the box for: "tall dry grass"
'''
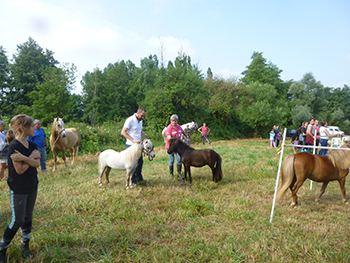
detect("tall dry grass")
[0,139,349,262]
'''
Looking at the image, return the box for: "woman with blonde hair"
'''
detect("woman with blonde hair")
[0,114,40,262]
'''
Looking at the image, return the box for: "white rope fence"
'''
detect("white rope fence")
[270,128,350,223]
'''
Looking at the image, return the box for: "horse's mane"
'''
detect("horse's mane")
[327,141,350,170]
[174,137,195,151]
[124,143,142,163]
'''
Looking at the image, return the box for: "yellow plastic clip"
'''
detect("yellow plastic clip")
[276,143,285,154]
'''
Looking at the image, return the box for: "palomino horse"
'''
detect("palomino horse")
[161,121,198,143]
[50,117,81,172]
[276,141,350,206]
[167,137,222,183]
[98,139,156,189]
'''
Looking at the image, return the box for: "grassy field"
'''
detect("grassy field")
[1,139,350,262]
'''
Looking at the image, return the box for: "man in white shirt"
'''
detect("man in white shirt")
[121,107,148,185]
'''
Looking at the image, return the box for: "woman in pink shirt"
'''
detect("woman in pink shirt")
[165,114,189,180]
[198,123,212,146]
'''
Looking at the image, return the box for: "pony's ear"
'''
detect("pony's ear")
[62,117,65,120]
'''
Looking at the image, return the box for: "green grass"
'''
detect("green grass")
[1,139,350,262]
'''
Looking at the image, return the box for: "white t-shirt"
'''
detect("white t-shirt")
[0,132,6,151]
[123,113,143,145]
[319,126,329,140]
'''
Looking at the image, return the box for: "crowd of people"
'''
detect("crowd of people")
[269,125,281,148]
[270,119,338,156]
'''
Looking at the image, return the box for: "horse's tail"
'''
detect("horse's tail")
[276,154,295,201]
[98,152,102,175]
[162,128,166,143]
[214,154,223,182]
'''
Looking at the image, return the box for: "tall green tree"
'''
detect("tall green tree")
[8,37,58,114]
[0,46,11,116]
[238,82,287,137]
[81,60,136,125]
[28,63,76,124]
[288,72,328,123]
[81,67,105,125]
[143,53,207,130]
[326,85,350,133]
[241,51,287,98]
[204,76,246,138]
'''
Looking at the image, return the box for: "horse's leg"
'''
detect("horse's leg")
[315,181,329,203]
[105,167,112,185]
[338,177,348,204]
[186,165,192,184]
[52,151,57,172]
[99,165,106,186]
[126,169,135,189]
[290,178,305,207]
[62,151,67,168]
[209,163,216,181]
[68,148,74,165]
[75,146,79,161]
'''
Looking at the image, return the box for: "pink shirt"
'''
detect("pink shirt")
[165,124,184,149]
[199,126,209,135]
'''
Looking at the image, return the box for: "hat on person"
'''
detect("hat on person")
[170,114,179,121]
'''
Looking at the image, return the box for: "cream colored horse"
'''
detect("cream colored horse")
[98,139,156,189]
[50,117,81,171]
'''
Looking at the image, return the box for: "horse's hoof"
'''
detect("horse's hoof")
[99,183,102,186]
[344,201,349,205]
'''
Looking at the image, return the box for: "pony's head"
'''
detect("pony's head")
[190,122,198,131]
[167,137,183,155]
[142,139,156,160]
[53,117,67,138]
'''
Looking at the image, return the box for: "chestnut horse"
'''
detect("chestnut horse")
[50,117,81,171]
[167,137,222,183]
[276,141,350,206]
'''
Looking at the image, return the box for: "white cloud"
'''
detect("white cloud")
[215,69,243,79]
[1,0,198,94]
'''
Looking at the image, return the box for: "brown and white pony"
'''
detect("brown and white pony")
[276,141,350,206]
[50,117,81,171]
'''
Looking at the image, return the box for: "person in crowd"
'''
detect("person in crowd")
[313,119,320,154]
[27,119,48,172]
[269,129,276,148]
[319,120,331,156]
[275,131,281,147]
[0,121,8,181]
[121,107,149,186]
[301,121,309,152]
[274,125,280,145]
[305,118,315,153]
[292,126,302,153]
[165,114,189,179]
[198,123,212,146]
[183,124,191,146]
[0,114,40,262]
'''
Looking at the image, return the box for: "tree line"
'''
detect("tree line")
[1,37,349,138]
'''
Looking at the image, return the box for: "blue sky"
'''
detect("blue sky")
[1,0,349,94]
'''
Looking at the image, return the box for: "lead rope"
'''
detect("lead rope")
[51,128,65,149]
[141,142,154,161]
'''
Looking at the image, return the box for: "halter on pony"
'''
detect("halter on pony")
[51,118,67,148]
[141,140,155,161]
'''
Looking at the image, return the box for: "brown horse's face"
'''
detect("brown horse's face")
[167,138,178,155]
[54,118,67,138]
